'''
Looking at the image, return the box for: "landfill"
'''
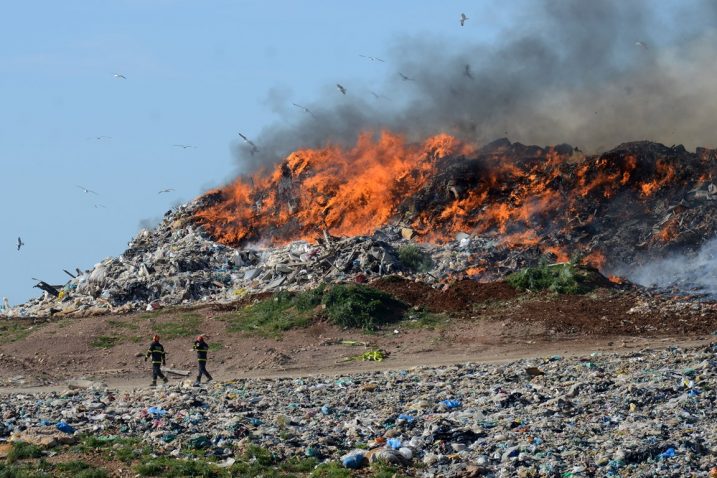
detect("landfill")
[1,344,716,477]
[4,140,717,320]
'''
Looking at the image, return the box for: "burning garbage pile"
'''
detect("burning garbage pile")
[4,134,717,318]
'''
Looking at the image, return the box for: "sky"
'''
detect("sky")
[1,1,504,305]
[1,0,710,306]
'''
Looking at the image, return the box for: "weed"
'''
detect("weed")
[398,244,433,272]
[153,313,202,339]
[309,462,351,478]
[55,461,108,478]
[208,342,223,351]
[218,292,314,337]
[0,321,35,343]
[136,456,221,477]
[322,285,405,331]
[6,442,42,463]
[107,319,139,331]
[507,261,596,294]
[403,311,449,330]
[90,336,121,349]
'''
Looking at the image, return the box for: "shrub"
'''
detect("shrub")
[6,442,42,463]
[322,285,405,330]
[398,244,433,272]
[507,262,595,294]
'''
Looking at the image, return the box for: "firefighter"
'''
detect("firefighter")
[145,335,168,386]
[192,335,213,386]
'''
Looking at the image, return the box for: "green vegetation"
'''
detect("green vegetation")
[403,311,450,330]
[6,442,42,464]
[208,342,223,351]
[397,244,433,272]
[55,461,108,478]
[107,318,139,331]
[90,335,121,349]
[75,435,147,464]
[507,261,600,294]
[136,456,221,477]
[153,313,202,339]
[322,285,405,331]
[309,462,351,478]
[218,290,318,337]
[0,321,35,343]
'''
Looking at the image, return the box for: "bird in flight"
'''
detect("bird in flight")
[93,204,107,209]
[237,132,259,155]
[76,185,98,195]
[460,13,469,26]
[464,64,473,79]
[292,103,317,118]
[173,144,196,149]
[87,136,111,141]
[113,73,127,79]
[369,91,390,100]
[16,237,24,252]
[398,72,414,81]
[158,188,175,194]
[359,54,385,62]
[635,41,648,50]
[336,84,347,95]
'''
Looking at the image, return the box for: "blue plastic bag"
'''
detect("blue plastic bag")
[440,399,462,409]
[56,421,75,434]
[398,413,415,423]
[387,438,402,449]
[659,447,676,459]
[147,407,167,417]
[342,452,365,469]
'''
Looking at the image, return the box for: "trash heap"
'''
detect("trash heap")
[2,344,716,477]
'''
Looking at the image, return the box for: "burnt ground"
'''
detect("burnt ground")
[1,280,716,390]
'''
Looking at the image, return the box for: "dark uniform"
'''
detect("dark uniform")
[145,339,168,386]
[193,337,213,385]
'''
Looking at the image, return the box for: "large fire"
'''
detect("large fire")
[195,132,711,271]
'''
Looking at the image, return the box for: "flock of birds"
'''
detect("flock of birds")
[13,12,651,254]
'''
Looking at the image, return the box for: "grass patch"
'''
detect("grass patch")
[403,311,449,330]
[208,342,223,351]
[220,285,405,336]
[507,262,602,294]
[0,321,35,343]
[55,461,108,478]
[322,285,405,331]
[136,457,221,477]
[75,435,147,463]
[152,313,202,339]
[107,319,139,331]
[310,462,351,478]
[6,442,42,463]
[90,335,121,349]
[398,244,433,272]
[218,291,318,337]
[0,462,52,478]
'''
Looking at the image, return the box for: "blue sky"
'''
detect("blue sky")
[1,1,501,304]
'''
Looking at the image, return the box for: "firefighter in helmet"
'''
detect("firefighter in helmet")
[145,335,168,386]
[193,335,213,386]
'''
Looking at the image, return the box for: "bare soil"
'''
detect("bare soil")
[1,281,716,392]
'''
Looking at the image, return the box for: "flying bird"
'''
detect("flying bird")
[87,136,111,141]
[76,185,98,195]
[359,54,385,62]
[336,84,347,95]
[237,132,259,155]
[460,13,469,26]
[635,41,648,50]
[113,73,127,79]
[292,103,317,118]
[93,204,107,209]
[369,91,389,100]
[173,144,196,149]
[16,237,24,251]
[158,188,175,194]
[464,64,473,79]
[398,72,414,81]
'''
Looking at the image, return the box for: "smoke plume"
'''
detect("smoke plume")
[232,0,717,171]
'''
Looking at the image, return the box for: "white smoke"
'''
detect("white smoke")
[625,237,717,298]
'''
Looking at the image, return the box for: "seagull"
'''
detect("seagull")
[292,103,317,118]
[237,132,259,155]
[635,41,648,50]
[336,84,347,95]
[17,237,24,252]
[87,136,111,141]
[158,188,175,194]
[464,64,473,79]
[398,72,414,81]
[359,54,385,62]
[173,144,196,149]
[113,73,127,79]
[76,185,98,195]
[460,13,469,26]
[369,91,389,100]
[93,204,107,208]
